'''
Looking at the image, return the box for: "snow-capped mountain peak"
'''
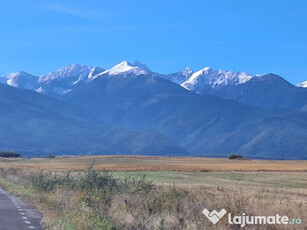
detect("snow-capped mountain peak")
[202,66,211,72]
[108,60,135,74]
[0,71,39,90]
[181,67,254,91]
[297,81,307,88]
[5,71,35,80]
[181,67,194,77]
[97,60,150,77]
[36,64,104,96]
[190,67,211,77]
[39,64,93,84]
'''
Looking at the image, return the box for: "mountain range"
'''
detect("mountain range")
[1,61,307,159]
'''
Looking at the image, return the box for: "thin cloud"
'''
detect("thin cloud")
[20,25,139,35]
[44,3,112,20]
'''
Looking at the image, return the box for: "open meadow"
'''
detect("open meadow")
[0,155,306,172]
[0,156,306,229]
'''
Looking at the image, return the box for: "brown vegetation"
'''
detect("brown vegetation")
[0,155,306,172]
[0,156,306,229]
[0,167,306,230]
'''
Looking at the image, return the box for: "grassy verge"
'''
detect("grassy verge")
[0,177,36,197]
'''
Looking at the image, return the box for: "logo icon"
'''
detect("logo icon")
[202,208,227,224]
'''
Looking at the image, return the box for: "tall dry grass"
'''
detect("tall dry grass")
[0,167,305,230]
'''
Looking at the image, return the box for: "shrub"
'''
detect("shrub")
[88,214,117,230]
[0,151,21,158]
[77,165,117,192]
[31,172,61,192]
[228,154,243,160]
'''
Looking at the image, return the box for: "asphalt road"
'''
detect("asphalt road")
[0,187,43,230]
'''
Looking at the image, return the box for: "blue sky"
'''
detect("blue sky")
[1,0,306,84]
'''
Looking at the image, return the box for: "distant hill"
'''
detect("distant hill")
[0,84,185,156]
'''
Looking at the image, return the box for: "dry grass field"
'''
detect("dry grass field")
[0,155,306,229]
[0,155,306,172]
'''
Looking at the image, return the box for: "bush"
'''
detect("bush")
[77,165,118,192]
[30,166,155,196]
[31,172,61,192]
[0,151,21,158]
[228,154,243,160]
